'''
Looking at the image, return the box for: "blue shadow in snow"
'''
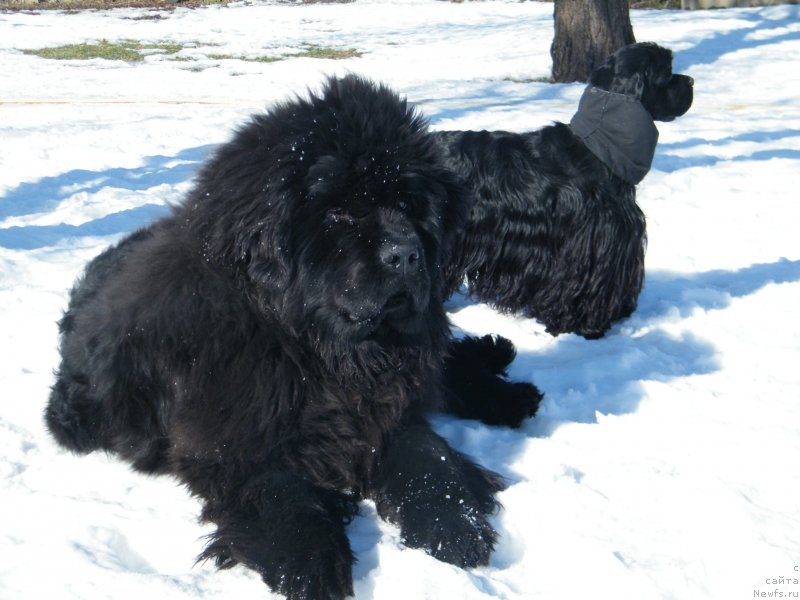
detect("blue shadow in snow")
[0,205,171,250]
[676,7,800,72]
[421,80,576,127]
[636,258,800,323]
[438,258,800,473]
[0,145,216,250]
[654,129,800,172]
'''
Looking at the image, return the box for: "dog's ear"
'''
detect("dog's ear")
[589,56,615,89]
[431,168,473,264]
[628,71,646,100]
[239,221,290,300]
[396,166,470,269]
[443,175,473,236]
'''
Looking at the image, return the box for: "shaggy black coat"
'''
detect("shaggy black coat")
[435,42,694,339]
[44,75,540,600]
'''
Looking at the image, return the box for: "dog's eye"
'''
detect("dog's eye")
[396,199,421,217]
[325,208,356,226]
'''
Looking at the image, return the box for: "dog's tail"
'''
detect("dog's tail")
[45,371,104,454]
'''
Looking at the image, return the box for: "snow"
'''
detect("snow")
[1,2,799,599]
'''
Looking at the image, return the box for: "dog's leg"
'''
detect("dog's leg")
[443,335,542,427]
[370,423,505,567]
[196,469,358,600]
[534,194,645,339]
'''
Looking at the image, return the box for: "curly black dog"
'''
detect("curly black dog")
[44,75,542,600]
[435,42,694,339]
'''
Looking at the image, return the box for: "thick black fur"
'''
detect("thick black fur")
[44,75,540,600]
[435,43,694,339]
[444,334,541,427]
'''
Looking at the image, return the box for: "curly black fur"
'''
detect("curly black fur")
[44,75,538,600]
[436,43,694,339]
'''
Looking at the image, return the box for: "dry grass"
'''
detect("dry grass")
[21,39,363,64]
[21,39,183,61]
[0,0,359,8]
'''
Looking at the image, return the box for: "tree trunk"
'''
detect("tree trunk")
[550,0,636,83]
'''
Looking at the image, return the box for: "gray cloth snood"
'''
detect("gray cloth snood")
[569,86,659,185]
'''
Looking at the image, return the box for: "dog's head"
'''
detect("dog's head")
[293,157,455,350]
[589,42,693,121]
[188,75,469,356]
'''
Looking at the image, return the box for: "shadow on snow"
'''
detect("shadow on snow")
[0,145,215,250]
[436,258,800,480]
[423,81,576,127]
[676,6,800,73]
[654,129,800,172]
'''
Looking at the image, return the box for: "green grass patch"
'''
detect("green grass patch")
[503,75,552,84]
[630,0,680,7]
[205,53,283,63]
[22,39,183,62]
[22,39,362,65]
[205,45,361,63]
[291,44,361,60]
[2,0,231,9]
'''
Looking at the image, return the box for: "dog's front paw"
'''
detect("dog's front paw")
[500,381,543,427]
[464,378,543,429]
[260,532,354,600]
[451,334,516,374]
[473,334,518,373]
[399,502,498,568]
[202,513,354,600]
[444,334,543,428]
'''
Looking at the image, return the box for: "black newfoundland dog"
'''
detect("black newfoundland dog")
[45,75,540,599]
[436,42,694,339]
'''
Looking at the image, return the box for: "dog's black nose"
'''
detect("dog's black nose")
[380,238,422,274]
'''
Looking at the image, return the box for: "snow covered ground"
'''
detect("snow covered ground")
[1,1,799,598]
